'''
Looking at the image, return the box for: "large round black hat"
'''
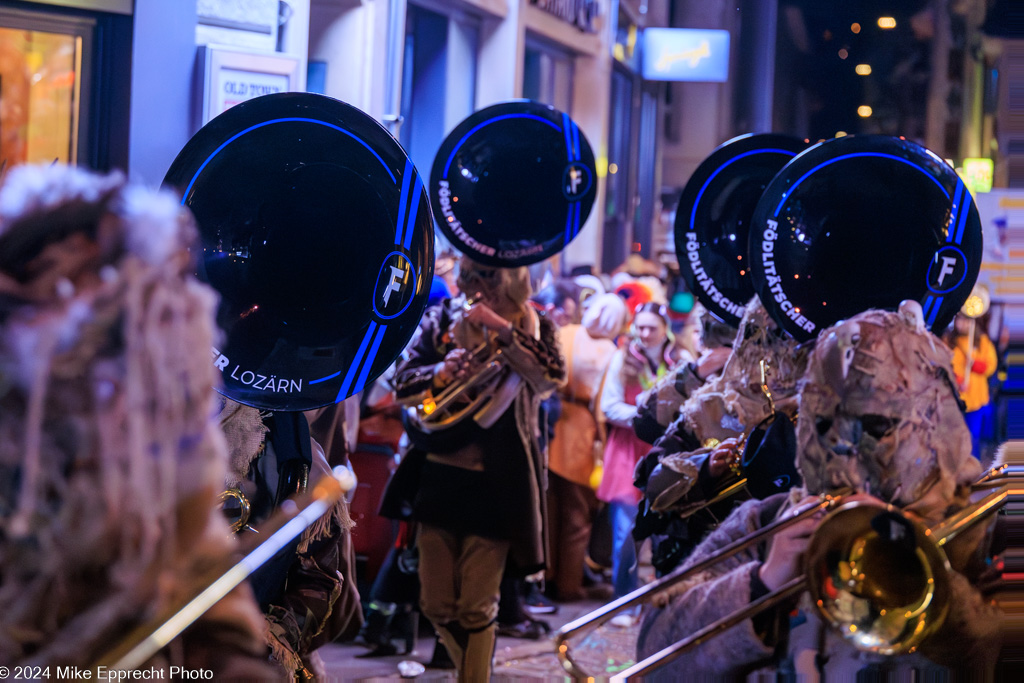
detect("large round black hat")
[674,134,809,326]
[749,135,982,342]
[164,92,434,411]
[430,100,597,267]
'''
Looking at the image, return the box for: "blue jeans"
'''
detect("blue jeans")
[965,406,992,461]
[609,501,639,600]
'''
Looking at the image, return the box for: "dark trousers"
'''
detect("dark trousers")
[545,471,599,600]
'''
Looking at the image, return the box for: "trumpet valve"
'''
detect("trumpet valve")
[728,454,743,477]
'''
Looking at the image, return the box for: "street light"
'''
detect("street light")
[878,17,896,29]
[858,105,873,117]
[855,64,872,75]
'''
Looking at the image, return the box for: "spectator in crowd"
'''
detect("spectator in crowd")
[945,310,998,460]
[545,293,628,602]
[597,302,678,624]
[632,305,734,445]
[532,278,583,329]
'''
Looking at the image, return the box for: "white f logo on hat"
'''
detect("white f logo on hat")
[935,256,957,287]
[382,265,406,307]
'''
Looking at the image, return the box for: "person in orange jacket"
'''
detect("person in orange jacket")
[946,311,998,460]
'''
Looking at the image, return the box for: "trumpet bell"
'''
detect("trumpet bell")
[218,487,251,534]
[806,502,952,655]
[402,351,522,452]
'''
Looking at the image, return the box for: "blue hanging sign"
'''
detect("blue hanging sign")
[643,28,730,82]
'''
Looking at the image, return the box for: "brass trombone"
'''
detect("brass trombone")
[554,488,851,678]
[556,474,1024,680]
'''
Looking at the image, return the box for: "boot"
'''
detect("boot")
[435,621,466,675]
[460,624,497,683]
[392,606,418,655]
[496,616,550,640]
[426,633,456,669]
[355,603,398,658]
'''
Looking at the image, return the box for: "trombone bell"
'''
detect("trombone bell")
[806,502,951,654]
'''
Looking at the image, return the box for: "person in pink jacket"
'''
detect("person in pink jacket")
[597,302,679,613]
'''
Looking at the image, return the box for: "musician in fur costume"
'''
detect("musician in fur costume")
[633,298,812,574]
[217,400,362,680]
[381,256,564,682]
[637,306,1000,679]
[0,165,278,676]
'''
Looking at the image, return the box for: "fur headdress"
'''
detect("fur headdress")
[797,304,979,515]
[0,165,263,664]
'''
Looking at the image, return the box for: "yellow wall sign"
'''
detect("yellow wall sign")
[962,158,994,194]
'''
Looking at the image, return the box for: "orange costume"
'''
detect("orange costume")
[951,333,997,413]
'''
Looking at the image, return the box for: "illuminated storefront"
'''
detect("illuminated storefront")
[0,1,131,172]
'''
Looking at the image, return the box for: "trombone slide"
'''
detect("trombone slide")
[94,473,345,672]
[558,483,1024,680]
[612,577,805,681]
[554,490,849,678]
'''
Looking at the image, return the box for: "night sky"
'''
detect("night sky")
[777,0,934,141]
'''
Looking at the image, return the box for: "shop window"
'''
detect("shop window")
[400,4,478,178]
[0,24,82,167]
[523,36,573,113]
[1,5,130,172]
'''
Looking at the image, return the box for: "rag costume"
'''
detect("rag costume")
[637,307,1001,680]
[218,401,361,679]
[633,299,810,575]
[0,165,278,676]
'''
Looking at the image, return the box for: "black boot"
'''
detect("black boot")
[356,603,398,658]
[427,631,456,669]
[391,606,418,655]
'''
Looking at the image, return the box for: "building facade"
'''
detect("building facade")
[2,0,754,275]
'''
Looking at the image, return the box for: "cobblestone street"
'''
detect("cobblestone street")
[320,598,641,681]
